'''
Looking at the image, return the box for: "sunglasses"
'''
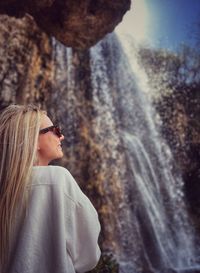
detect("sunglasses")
[39,125,62,138]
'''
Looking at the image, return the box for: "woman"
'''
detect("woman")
[0,104,101,273]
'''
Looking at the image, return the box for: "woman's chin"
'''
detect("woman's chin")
[57,151,64,158]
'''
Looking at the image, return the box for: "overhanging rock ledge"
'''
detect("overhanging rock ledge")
[0,0,131,49]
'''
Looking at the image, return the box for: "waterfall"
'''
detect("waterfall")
[51,33,200,273]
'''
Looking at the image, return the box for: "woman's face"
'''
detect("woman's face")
[37,115,64,166]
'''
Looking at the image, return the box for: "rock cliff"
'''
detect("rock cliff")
[0,0,131,49]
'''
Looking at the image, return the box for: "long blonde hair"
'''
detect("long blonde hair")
[0,104,45,266]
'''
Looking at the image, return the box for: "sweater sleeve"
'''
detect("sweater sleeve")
[63,170,101,273]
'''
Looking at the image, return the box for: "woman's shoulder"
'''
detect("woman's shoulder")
[31,165,73,186]
[33,165,69,177]
[31,165,83,203]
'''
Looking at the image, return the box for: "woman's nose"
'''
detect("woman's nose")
[60,134,65,141]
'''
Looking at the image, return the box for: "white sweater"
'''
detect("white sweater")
[6,166,101,273]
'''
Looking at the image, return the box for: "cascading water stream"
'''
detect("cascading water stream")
[90,33,200,272]
[51,33,200,273]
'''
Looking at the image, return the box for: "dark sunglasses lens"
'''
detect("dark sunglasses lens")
[54,127,62,137]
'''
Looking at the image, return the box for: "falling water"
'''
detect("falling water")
[51,33,200,273]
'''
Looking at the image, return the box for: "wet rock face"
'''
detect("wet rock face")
[0,0,131,49]
[0,15,52,109]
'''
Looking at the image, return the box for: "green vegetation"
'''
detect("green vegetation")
[87,253,119,273]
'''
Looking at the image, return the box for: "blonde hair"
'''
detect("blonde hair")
[0,104,45,267]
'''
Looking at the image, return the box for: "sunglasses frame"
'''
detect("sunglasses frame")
[39,125,62,138]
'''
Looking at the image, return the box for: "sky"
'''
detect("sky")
[116,0,200,51]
